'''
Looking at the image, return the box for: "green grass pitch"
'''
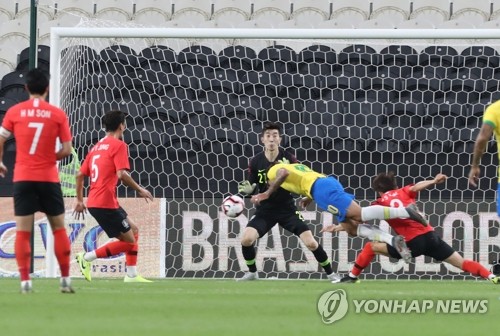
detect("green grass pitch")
[0,278,498,336]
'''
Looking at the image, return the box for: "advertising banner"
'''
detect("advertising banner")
[2,197,499,279]
[0,197,163,278]
[166,199,500,279]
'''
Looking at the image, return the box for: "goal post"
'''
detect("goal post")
[40,24,500,280]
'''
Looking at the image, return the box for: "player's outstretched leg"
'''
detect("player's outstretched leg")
[392,235,412,263]
[405,204,428,227]
[357,224,411,262]
[76,252,92,282]
[332,242,375,284]
[459,258,499,284]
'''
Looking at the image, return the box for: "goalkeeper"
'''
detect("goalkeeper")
[328,172,499,284]
[251,163,430,262]
[237,122,340,281]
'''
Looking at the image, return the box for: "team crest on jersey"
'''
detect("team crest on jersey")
[294,164,312,172]
[327,205,339,215]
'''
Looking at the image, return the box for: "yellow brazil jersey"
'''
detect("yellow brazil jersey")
[267,163,325,199]
[483,100,500,181]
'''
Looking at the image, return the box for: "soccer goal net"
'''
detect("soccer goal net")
[46,20,500,280]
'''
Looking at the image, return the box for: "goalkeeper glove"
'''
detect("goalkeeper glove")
[277,158,290,164]
[238,180,256,195]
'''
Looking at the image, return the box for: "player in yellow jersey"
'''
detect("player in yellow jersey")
[466,102,500,278]
[469,100,500,216]
[251,163,429,263]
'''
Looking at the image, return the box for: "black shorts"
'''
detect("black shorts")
[88,207,130,238]
[13,181,65,216]
[387,231,455,261]
[248,210,310,238]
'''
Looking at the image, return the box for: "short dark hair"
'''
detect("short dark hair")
[25,68,49,95]
[102,110,126,132]
[261,121,282,136]
[372,172,399,193]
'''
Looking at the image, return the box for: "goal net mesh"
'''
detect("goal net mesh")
[54,19,500,280]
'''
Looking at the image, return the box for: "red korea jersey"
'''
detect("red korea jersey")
[1,98,72,182]
[80,136,130,209]
[372,185,433,241]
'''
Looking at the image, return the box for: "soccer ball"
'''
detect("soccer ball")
[221,195,245,218]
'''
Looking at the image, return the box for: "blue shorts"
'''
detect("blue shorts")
[310,177,355,222]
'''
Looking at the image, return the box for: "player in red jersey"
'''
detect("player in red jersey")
[73,110,153,282]
[323,172,499,284]
[0,68,74,293]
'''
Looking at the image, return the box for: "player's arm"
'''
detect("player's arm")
[56,141,72,160]
[265,168,289,195]
[117,169,153,202]
[73,169,87,219]
[0,131,7,177]
[299,196,313,209]
[113,142,153,201]
[57,114,73,160]
[320,224,345,233]
[340,220,358,236]
[74,154,90,219]
[469,122,494,187]
[0,125,12,177]
[321,220,358,236]
[250,168,288,205]
[409,173,447,193]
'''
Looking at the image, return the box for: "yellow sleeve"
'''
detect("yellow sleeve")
[483,103,500,129]
[267,163,285,182]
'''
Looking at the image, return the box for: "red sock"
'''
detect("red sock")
[95,240,135,258]
[351,243,375,277]
[126,233,139,267]
[53,228,71,277]
[462,260,492,279]
[15,230,31,281]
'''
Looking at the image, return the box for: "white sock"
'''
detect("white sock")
[84,251,97,262]
[348,272,357,278]
[357,224,394,245]
[21,280,32,288]
[60,277,71,286]
[361,205,409,221]
[488,274,495,280]
[127,266,137,278]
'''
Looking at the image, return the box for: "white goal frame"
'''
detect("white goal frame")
[46,27,500,278]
